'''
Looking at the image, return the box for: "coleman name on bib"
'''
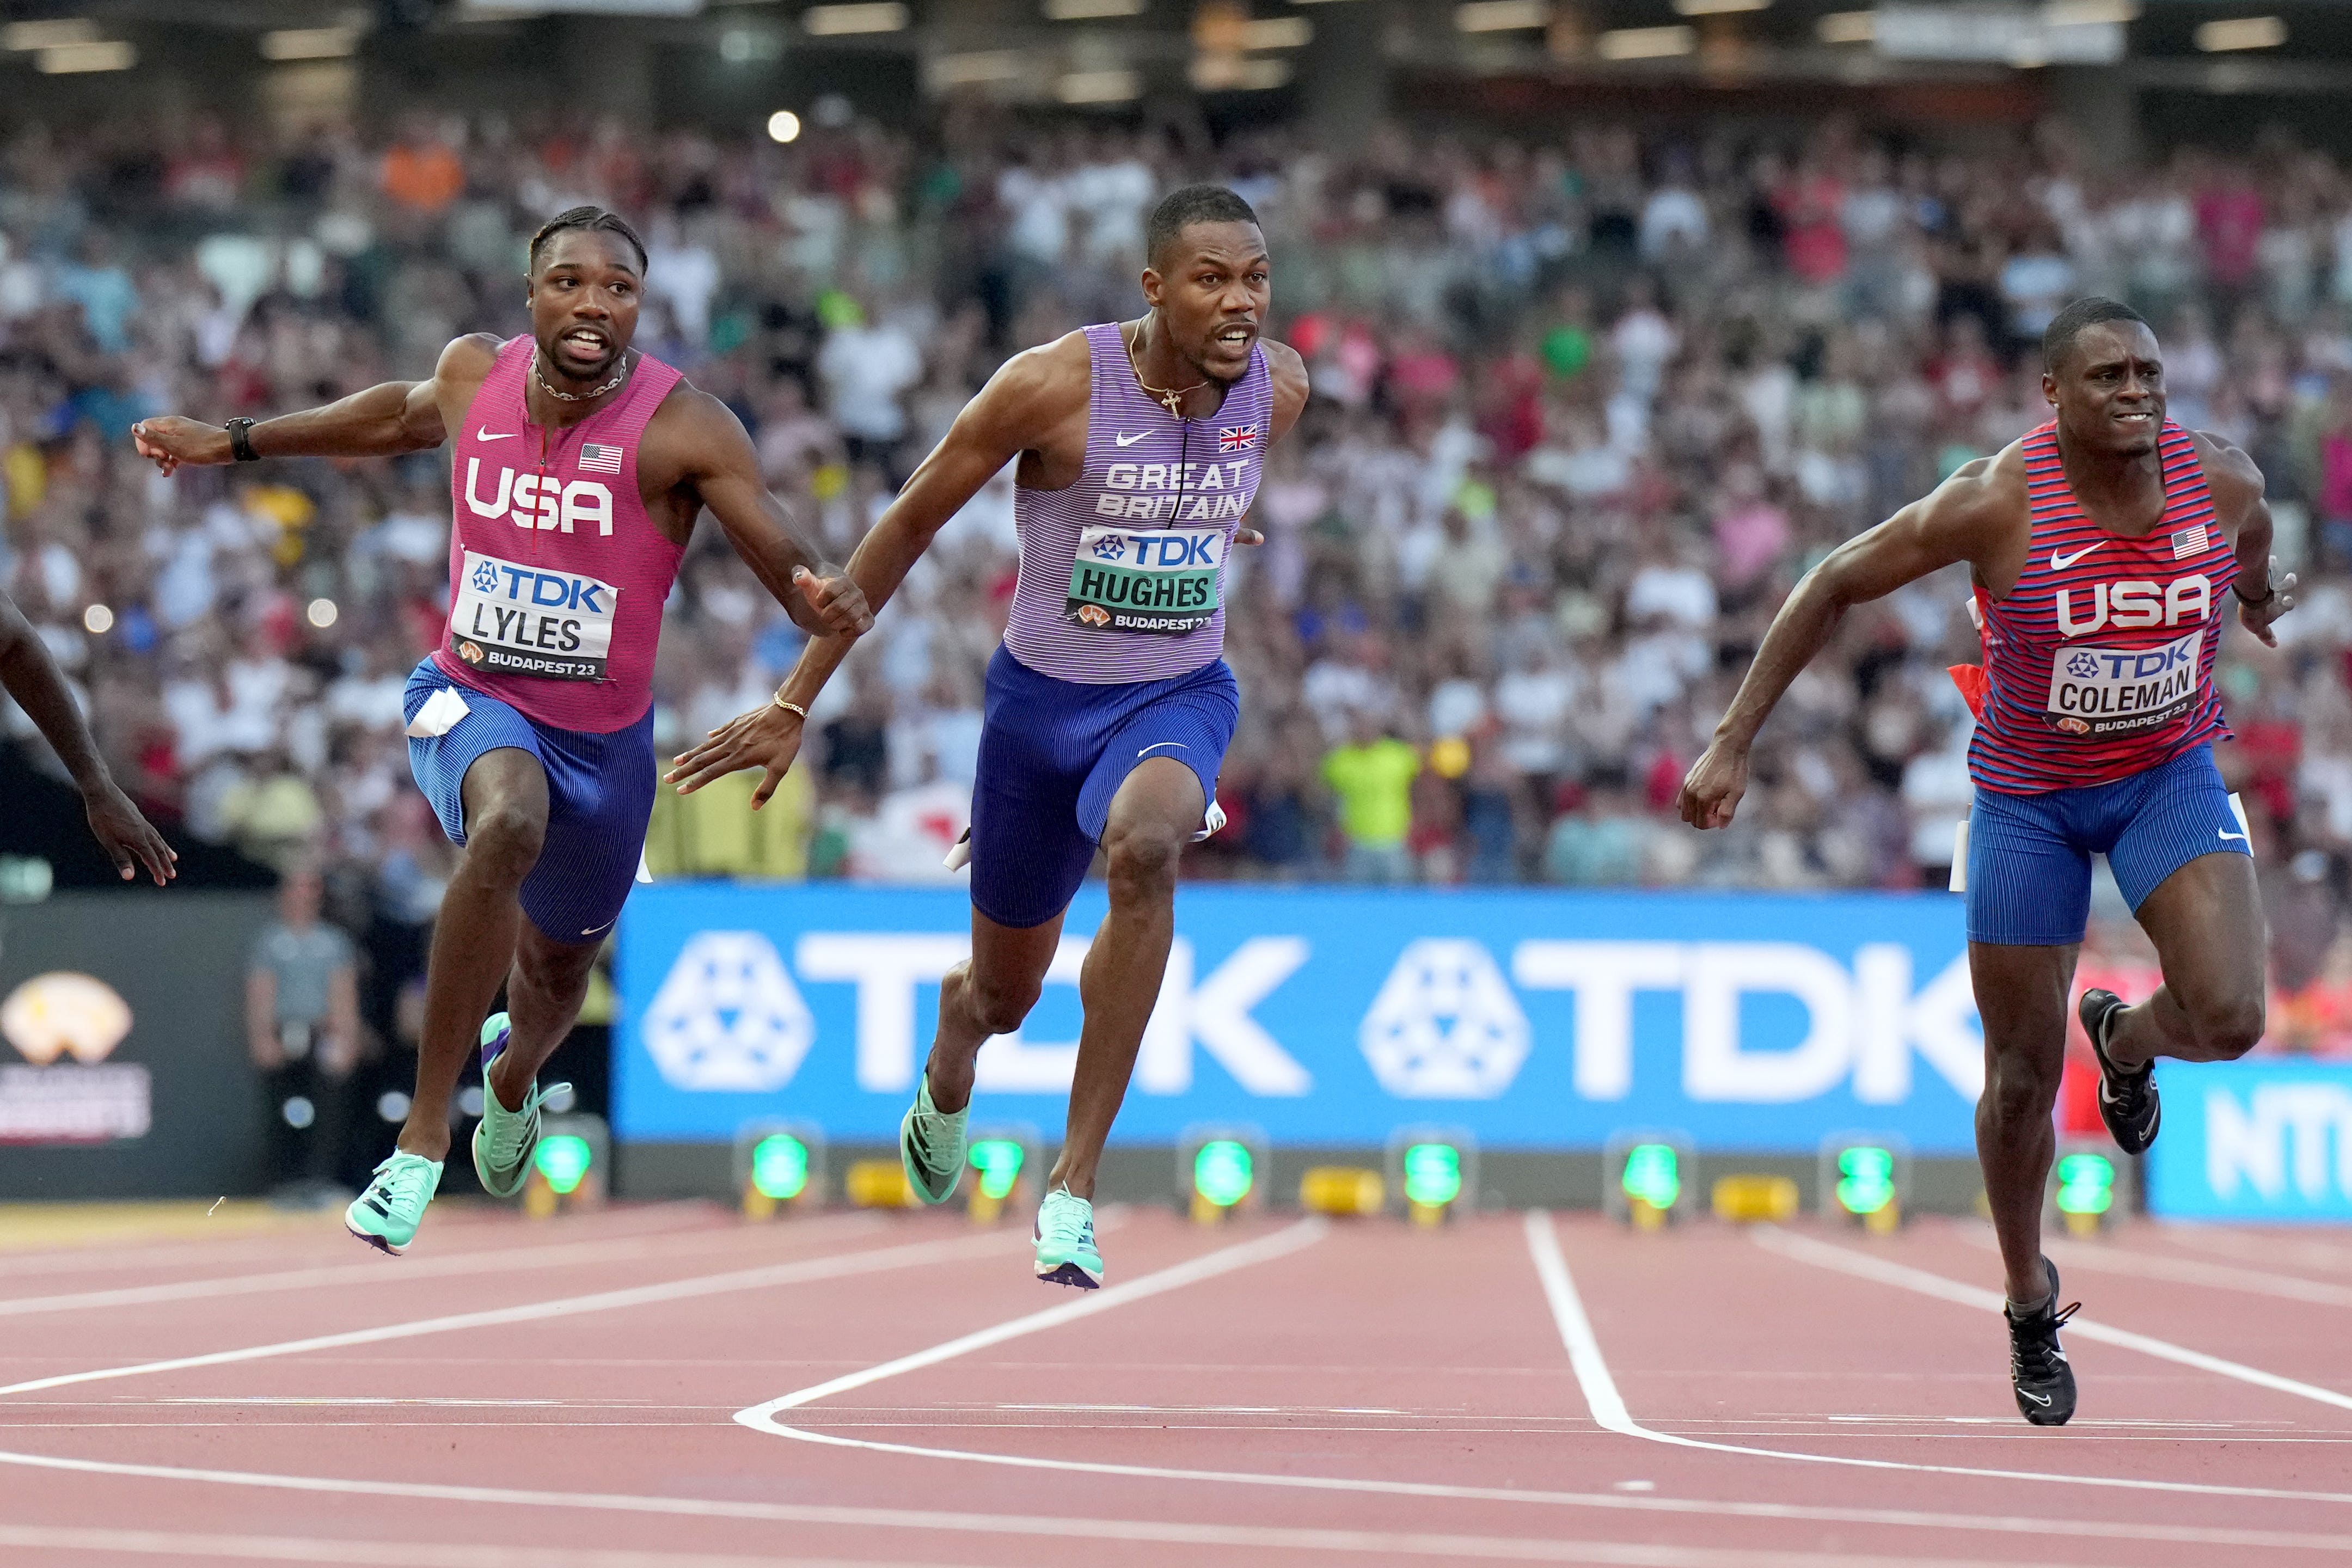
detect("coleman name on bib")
[1064,525,1224,635]
[449,550,619,681]
[2044,625,2202,737]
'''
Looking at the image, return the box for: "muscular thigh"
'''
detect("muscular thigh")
[2130,850,2266,1016]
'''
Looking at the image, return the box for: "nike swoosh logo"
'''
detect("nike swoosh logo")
[2220,829,2249,843]
[580,917,617,936]
[2018,1388,2051,1406]
[1114,432,1146,447]
[477,428,518,442]
[1137,741,1188,756]
[2051,544,2102,569]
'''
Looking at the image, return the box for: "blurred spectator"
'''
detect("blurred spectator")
[1322,713,1419,884]
[246,867,359,1203]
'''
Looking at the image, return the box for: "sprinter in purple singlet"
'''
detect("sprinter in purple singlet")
[673,187,1309,1289]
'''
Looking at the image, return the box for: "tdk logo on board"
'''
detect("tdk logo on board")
[1358,939,1532,1098]
[641,932,814,1092]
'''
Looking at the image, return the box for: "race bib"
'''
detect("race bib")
[448,550,618,682]
[2043,626,2203,737]
[1064,525,1224,636]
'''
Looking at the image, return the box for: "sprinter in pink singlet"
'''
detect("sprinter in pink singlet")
[673,187,1309,1289]
[132,207,870,1253]
[1675,299,2295,1425]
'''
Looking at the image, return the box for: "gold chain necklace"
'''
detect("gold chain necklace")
[532,352,630,403]
[1125,322,1205,419]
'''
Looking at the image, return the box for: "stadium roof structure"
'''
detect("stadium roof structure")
[14,2,2352,136]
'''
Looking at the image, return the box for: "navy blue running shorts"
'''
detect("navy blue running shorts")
[1966,743,2250,947]
[403,657,655,945]
[967,645,1238,930]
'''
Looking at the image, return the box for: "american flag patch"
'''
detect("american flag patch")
[1217,425,1258,454]
[2173,524,2208,559]
[578,442,625,475]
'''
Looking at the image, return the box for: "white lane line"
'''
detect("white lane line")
[0,1454,2132,1567]
[0,1202,720,1280]
[0,1229,1020,1400]
[1,1524,967,1567]
[736,1219,1326,1424]
[1948,1227,2352,1308]
[0,1523,979,1568]
[1755,1227,2352,1415]
[1524,1211,2352,1511]
[722,1214,2352,1552]
[0,1215,883,1319]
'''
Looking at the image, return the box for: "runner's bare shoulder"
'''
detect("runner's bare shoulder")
[1927,440,2030,543]
[976,330,1091,432]
[436,333,503,388]
[1261,338,1310,437]
[2188,427,2265,518]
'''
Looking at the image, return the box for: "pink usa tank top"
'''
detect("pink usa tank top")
[436,336,686,733]
[1001,322,1273,684]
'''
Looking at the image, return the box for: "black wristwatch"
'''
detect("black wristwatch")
[225,417,260,462]
[2232,578,2276,607]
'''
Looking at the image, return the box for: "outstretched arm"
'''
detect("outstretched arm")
[666,340,1077,807]
[0,592,175,884]
[130,335,495,471]
[668,389,873,639]
[1677,455,2018,830]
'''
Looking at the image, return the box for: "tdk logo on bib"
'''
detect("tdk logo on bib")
[449,550,620,682]
[2044,624,2202,737]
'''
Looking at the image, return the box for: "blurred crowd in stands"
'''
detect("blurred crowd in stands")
[9,102,2352,1057]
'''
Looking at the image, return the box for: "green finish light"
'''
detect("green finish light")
[2055,1152,2116,1216]
[969,1138,1026,1200]
[1401,1143,1462,1208]
[1621,1143,1680,1209]
[535,1134,593,1196]
[1193,1140,1254,1208]
[750,1134,810,1200]
[1835,1145,1897,1215]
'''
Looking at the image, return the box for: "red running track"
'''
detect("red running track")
[1,1200,2351,1566]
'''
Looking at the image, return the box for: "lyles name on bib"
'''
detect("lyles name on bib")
[449,549,621,682]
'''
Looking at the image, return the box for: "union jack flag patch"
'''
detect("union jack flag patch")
[2172,524,2208,559]
[1217,425,1259,454]
[578,442,626,475]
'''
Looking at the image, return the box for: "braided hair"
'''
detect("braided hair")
[527,205,648,275]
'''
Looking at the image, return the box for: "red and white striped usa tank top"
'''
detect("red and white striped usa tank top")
[1001,322,1272,684]
[1967,419,2235,795]
[436,336,686,733]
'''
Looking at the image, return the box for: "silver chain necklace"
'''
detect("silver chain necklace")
[532,352,630,403]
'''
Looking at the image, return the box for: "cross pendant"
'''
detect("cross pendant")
[1161,389,1186,418]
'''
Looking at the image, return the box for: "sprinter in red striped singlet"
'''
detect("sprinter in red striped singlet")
[133,207,871,1254]
[673,187,1310,1290]
[1676,298,2294,1426]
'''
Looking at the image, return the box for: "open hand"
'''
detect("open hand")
[1676,740,1750,831]
[667,702,806,810]
[130,417,231,477]
[793,566,874,636]
[85,781,178,885]
[2238,554,2298,648]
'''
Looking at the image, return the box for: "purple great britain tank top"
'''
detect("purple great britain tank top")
[1001,322,1273,684]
